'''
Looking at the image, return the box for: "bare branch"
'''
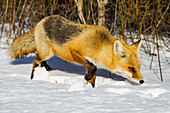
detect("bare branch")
[74,0,86,24]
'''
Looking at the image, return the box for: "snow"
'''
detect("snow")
[34,67,50,81]
[0,47,170,113]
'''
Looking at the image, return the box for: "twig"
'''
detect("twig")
[13,0,28,39]
[156,2,169,28]
[7,0,16,45]
[90,0,96,25]
[18,0,34,37]
[118,0,125,41]
[161,36,170,51]
[162,47,170,64]
[156,33,163,82]
[150,35,156,70]
[127,0,133,42]
[139,1,149,39]
[110,0,117,34]
[2,0,9,43]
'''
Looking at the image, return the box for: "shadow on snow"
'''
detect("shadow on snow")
[10,55,125,81]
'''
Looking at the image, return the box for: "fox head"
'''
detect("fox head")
[112,39,144,84]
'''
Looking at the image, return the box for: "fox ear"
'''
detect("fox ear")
[114,40,126,58]
[132,39,142,51]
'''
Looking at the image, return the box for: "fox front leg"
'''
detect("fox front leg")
[70,50,97,87]
[30,56,41,79]
[84,60,97,88]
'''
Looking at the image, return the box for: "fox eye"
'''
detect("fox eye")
[128,66,135,73]
[121,54,126,58]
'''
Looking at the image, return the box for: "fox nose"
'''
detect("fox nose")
[139,80,144,84]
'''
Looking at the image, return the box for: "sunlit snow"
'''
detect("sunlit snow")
[0,46,170,113]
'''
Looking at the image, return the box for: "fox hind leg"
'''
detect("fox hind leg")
[30,57,53,79]
[30,51,54,79]
[30,55,41,79]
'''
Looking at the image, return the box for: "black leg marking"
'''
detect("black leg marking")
[84,60,97,81]
[41,61,52,71]
[84,60,97,87]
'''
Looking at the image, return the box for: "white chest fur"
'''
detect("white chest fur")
[85,57,108,70]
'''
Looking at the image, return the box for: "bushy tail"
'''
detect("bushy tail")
[8,26,36,59]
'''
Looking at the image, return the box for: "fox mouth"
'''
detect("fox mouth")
[112,70,144,85]
[126,78,140,85]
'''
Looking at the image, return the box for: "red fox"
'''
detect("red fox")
[8,15,144,87]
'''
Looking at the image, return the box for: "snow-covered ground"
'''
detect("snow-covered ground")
[0,45,170,113]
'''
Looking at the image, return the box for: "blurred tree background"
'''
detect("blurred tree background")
[0,0,169,81]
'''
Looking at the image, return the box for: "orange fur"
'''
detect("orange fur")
[8,15,144,86]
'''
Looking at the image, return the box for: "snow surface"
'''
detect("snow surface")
[0,48,170,113]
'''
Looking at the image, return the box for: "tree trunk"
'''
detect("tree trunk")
[75,0,86,24]
[97,0,108,26]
